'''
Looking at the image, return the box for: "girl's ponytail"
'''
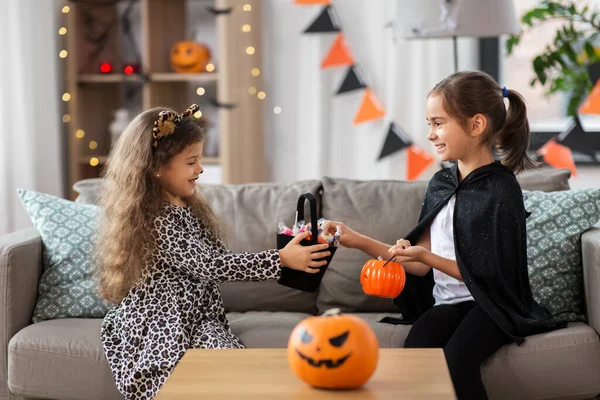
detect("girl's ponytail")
[496,89,538,173]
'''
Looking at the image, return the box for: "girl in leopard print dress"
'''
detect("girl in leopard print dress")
[94,105,330,400]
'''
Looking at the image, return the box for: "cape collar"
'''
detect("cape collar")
[450,160,511,186]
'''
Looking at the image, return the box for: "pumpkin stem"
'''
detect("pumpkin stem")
[322,308,341,317]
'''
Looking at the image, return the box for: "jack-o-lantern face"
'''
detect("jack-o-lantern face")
[287,308,379,389]
[170,41,211,73]
[295,328,351,368]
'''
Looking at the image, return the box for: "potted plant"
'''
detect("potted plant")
[506,0,600,116]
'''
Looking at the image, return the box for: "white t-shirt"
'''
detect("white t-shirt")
[430,195,474,305]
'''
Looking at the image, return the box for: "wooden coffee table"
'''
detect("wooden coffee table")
[155,348,456,399]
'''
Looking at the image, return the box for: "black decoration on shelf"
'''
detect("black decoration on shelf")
[303,6,340,33]
[378,122,413,160]
[210,97,237,110]
[206,6,233,15]
[336,65,367,94]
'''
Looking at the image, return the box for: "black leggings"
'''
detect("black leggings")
[404,301,510,400]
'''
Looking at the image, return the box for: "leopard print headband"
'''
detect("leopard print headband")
[151,104,199,149]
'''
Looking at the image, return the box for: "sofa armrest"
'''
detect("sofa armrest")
[582,227,600,335]
[0,227,42,399]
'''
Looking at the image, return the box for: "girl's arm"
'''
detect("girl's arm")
[354,227,433,277]
[157,215,328,283]
[324,220,462,279]
[322,221,432,277]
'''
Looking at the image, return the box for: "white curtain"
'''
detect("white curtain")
[262,0,478,183]
[0,0,63,235]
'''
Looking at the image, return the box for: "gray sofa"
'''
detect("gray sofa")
[1,169,600,400]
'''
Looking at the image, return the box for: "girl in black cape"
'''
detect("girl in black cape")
[323,71,566,400]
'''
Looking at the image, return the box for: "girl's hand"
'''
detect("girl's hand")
[321,220,361,248]
[279,232,331,273]
[388,239,429,263]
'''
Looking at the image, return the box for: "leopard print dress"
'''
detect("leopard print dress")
[100,204,282,400]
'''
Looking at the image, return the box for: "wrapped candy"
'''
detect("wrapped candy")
[277,218,341,247]
[277,222,294,236]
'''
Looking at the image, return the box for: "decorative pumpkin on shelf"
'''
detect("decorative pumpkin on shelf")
[287,308,379,390]
[360,258,406,298]
[170,41,211,73]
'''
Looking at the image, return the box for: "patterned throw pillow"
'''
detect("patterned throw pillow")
[17,189,114,322]
[524,188,600,323]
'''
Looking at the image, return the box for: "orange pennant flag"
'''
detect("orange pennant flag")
[407,145,435,181]
[579,79,600,115]
[294,0,331,4]
[538,139,577,177]
[353,89,386,124]
[321,33,354,69]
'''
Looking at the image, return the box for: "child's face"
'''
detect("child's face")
[158,141,204,202]
[425,93,478,163]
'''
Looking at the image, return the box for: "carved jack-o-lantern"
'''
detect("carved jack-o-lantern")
[287,308,379,389]
[170,41,211,73]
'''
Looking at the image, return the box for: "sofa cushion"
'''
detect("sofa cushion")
[17,189,113,322]
[515,167,571,192]
[201,180,324,314]
[523,189,600,323]
[227,311,312,348]
[351,313,411,348]
[482,322,600,400]
[8,319,122,400]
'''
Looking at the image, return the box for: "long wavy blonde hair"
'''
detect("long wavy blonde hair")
[95,107,223,304]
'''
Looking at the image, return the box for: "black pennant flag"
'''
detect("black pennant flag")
[303,6,340,33]
[336,65,367,94]
[587,61,600,84]
[557,116,600,161]
[378,122,413,160]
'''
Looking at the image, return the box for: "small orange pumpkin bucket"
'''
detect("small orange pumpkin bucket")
[360,257,406,298]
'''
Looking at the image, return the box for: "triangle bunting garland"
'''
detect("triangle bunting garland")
[378,122,413,160]
[407,145,435,181]
[321,33,354,68]
[336,65,367,94]
[303,6,340,33]
[297,1,435,178]
[353,89,385,124]
[294,0,331,5]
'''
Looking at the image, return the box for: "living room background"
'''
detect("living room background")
[0,0,598,237]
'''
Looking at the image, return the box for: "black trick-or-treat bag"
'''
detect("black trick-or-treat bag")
[276,193,340,292]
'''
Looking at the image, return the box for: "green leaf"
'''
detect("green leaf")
[533,56,548,85]
[554,29,563,45]
[585,41,596,60]
[506,35,520,55]
[567,92,584,117]
[549,50,568,68]
[589,31,600,43]
[562,42,580,65]
[569,4,577,15]
[532,8,546,20]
